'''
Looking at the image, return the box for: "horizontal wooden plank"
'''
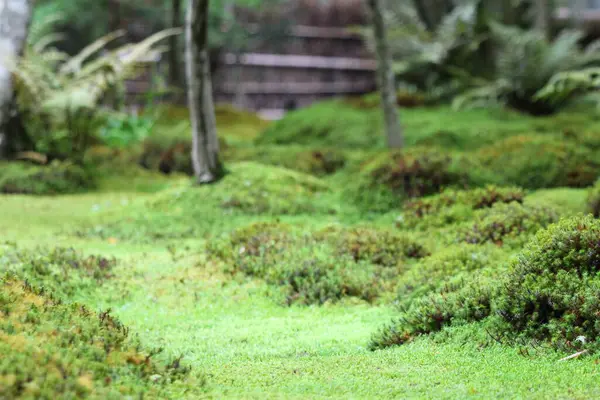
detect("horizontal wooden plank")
[217,81,374,94]
[222,52,377,70]
[244,23,364,40]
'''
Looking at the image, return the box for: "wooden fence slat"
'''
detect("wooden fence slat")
[217,81,374,94]
[222,52,377,70]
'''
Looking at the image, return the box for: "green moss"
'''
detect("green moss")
[495,215,600,351]
[0,245,116,299]
[0,276,196,399]
[586,179,600,217]
[457,202,558,246]
[0,161,95,195]
[208,222,427,305]
[471,135,600,189]
[77,162,336,242]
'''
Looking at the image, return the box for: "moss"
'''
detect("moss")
[398,186,525,229]
[0,275,196,399]
[0,161,95,195]
[77,162,336,242]
[0,245,116,299]
[457,202,558,247]
[349,148,470,212]
[208,222,427,305]
[471,135,600,189]
[494,215,600,351]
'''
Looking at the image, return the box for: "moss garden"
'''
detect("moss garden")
[5,99,600,399]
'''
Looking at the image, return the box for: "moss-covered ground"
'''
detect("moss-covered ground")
[3,102,600,398]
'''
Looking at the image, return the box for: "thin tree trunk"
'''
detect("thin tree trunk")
[169,0,182,86]
[185,0,223,183]
[367,0,403,148]
[0,0,32,159]
[535,0,553,40]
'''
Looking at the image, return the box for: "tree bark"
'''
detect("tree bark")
[185,0,223,183]
[0,0,32,159]
[367,0,403,148]
[169,0,182,86]
[535,0,553,40]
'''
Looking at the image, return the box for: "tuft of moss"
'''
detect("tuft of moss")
[495,215,600,351]
[457,202,558,247]
[0,160,95,195]
[398,186,525,229]
[208,222,427,305]
[349,148,470,212]
[0,245,116,299]
[471,135,600,189]
[0,275,196,399]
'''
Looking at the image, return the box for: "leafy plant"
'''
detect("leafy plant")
[6,11,179,162]
[98,112,155,149]
[454,23,600,114]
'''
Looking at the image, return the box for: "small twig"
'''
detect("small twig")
[559,350,589,362]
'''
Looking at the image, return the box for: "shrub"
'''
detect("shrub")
[0,245,116,299]
[208,222,427,305]
[458,202,558,246]
[0,276,195,398]
[586,179,600,217]
[495,215,600,350]
[0,160,94,195]
[471,135,600,189]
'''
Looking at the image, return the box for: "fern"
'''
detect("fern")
[453,21,600,114]
[6,13,180,162]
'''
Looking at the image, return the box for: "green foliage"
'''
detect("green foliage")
[0,161,94,195]
[11,11,178,162]
[98,112,155,149]
[0,275,195,398]
[495,215,600,350]
[0,245,115,299]
[208,222,427,305]
[455,24,600,114]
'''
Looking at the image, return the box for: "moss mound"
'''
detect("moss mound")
[457,202,558,247]
[399,186,525,229]
[0,245,116,299]
[495,215,600,351]
[0,276,195,398]
[349,148,470,212]
[369,244,508,350]
[78,163,335,242]
[257,100,382,148]
[208,222,427,305]
[472,135,600,189]
[223,145,347,177]
[0,161,94,195]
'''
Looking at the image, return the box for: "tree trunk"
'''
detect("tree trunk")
[185,0,223,183]
[169,0,182,86]
[367,0,403,148]
[0,0,32,159]
[535,0,553,40]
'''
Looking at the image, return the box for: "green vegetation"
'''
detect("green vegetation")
[0,160,94,195]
